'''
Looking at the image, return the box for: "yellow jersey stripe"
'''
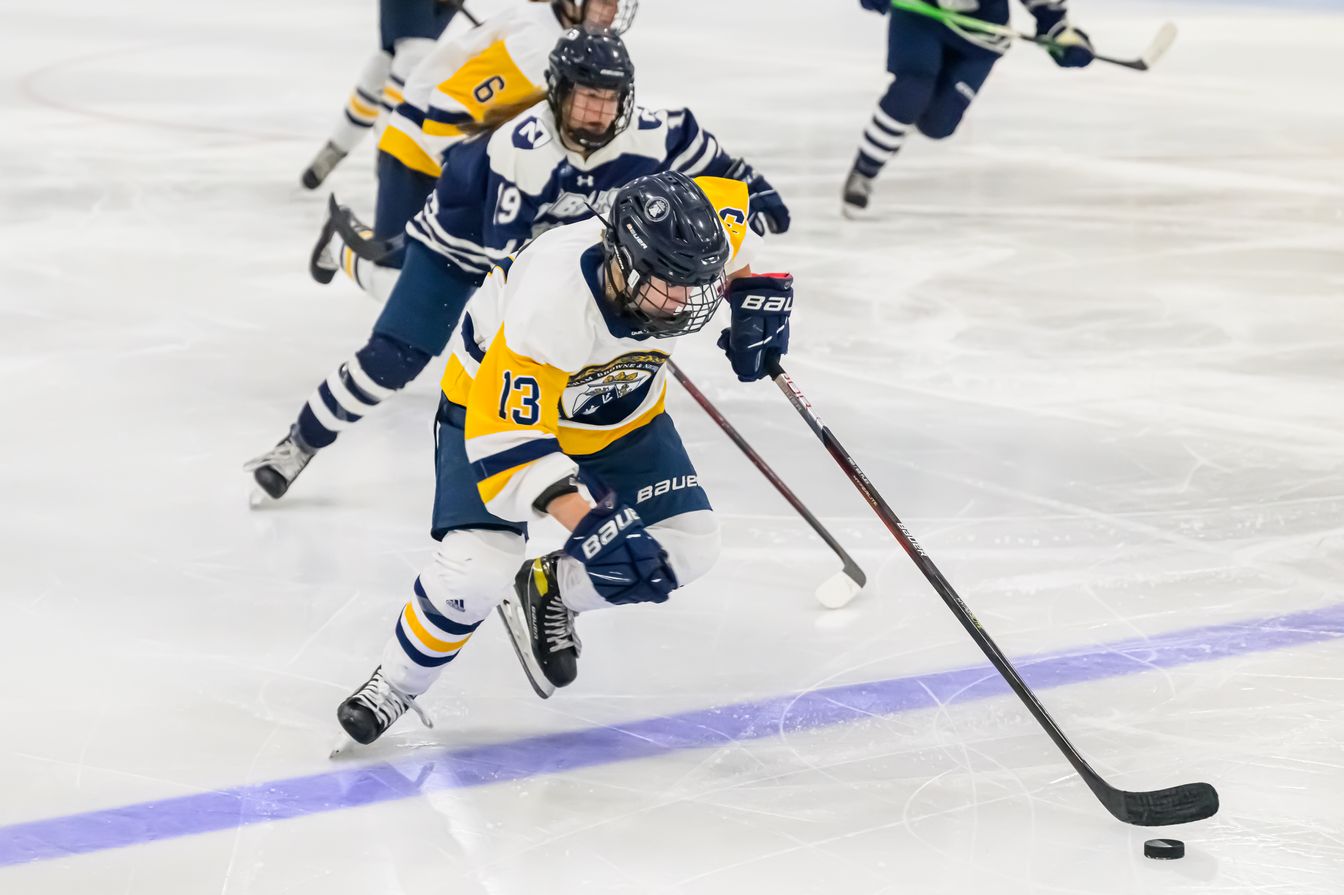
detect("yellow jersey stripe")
[376,125,443,178]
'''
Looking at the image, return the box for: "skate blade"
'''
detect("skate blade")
[495,603,556,700]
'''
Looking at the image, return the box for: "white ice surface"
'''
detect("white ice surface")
[2,0,1343,891]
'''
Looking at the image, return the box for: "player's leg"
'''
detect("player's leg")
[244,242,480,500]
[337,398,526,745]
[311,151,437,302]
[300,0,453,190]
[301,49,391,190]
[914,37,1001,141]
[376,0,455,126]
[843,11,944,216]
[500,412,720,693]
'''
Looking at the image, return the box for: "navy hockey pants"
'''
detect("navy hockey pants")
[884,11,1002,139]
[430,400,712,540]
[373,240,481,359]
[379,0,457,54]
[374,150,438,269]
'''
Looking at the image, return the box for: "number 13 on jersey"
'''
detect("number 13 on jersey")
[498,370,541,425]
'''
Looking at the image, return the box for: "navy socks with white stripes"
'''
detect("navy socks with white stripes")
[853,86,910,179]
[296,334,432,451]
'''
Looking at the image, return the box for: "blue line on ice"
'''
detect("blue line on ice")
[2,602,1341,867]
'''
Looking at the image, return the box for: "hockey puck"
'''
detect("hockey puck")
[1143,839,1185,860]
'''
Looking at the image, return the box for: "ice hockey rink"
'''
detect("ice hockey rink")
[3,0,1343,890]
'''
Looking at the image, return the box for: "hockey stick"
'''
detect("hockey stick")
[764,357,1219,826]
[889,0,1177,72]
[667,360,866,608]
[329,195,403,264]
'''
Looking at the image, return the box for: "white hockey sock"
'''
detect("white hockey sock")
[334,235,400,304]
[328,50,393,154]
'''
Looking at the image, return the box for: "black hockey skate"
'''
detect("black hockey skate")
[243,426,315,500]
[300,140,347,190]
[841,169,875,219]
[336,666,432,746]
[497,553,581,698]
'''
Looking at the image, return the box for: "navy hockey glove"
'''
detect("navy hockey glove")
[564,498,678,605]
[858,0,889,12]
[716,273,793,383]
[726,159,791,235]
[1043,23,1094,68]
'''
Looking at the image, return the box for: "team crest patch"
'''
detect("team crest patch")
[564,352,668,424]
[644,196,670,221]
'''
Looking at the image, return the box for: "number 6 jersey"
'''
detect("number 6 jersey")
[438,176,757,524]
[378,2,562,180]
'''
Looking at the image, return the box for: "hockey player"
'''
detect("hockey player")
[300,0,460,190]
[318,0,639,301]
[332,170,795,745]
[843,0,1094,216]
[245,28,790,501]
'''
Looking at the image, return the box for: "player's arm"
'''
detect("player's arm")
[1021,0,1094,67]
[418,134,527,275]
[663,107,791,236]
[689,176,793,383]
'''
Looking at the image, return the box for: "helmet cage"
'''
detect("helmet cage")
[545,28,635,152]
[548,75,634,152]
[553,0,639,35]
[601,226,726,339]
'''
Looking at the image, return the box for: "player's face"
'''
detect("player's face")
[635,276,690,320]
[582,0,620,29]
[564,85,620,137]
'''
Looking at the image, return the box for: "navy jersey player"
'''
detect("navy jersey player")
[300,0,460,190]
[330,171,795,746]
[843,0,1094,217]
[245,29,790,502]
[314,0,639,303]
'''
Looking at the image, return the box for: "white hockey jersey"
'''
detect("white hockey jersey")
[438,177,758,523]
[378,2,562,178]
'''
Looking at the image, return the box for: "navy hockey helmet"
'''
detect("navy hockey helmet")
[601,171,731,338]
[546,28,635,151]
[550,0,638,35]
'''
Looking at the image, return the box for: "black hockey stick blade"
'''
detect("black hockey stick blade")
[765,358,1220,826]
[1101,781,1219,827]
[1094,22,1178,71]
[329,195,402,264]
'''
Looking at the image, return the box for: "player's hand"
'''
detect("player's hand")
[746,172,790,235]
[563,497,678,605]
[726,159,791,235]
[858,0,889,13]
[717,273,793,383]
[1044,23,1094,68]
